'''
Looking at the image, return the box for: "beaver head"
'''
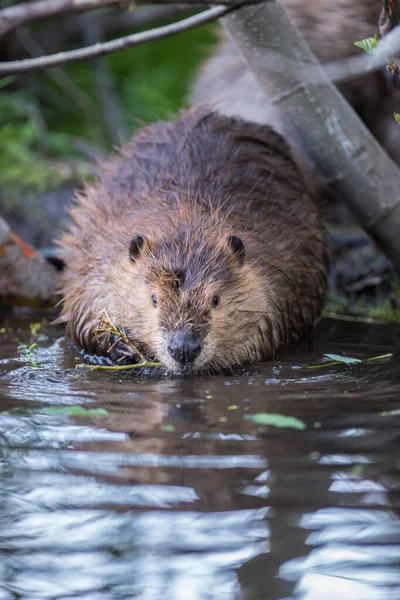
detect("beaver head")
[110,215,270,373]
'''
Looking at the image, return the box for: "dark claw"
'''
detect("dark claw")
[107,333,142,365]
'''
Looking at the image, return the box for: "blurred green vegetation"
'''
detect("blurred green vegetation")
[0,17,219,206]
[325,288,400,322]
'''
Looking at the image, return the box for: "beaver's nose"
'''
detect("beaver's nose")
[167,331,201,365]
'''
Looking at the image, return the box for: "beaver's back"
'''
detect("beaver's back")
[97,110,312,217]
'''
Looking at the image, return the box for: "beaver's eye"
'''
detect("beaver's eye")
[212,295,220,308]
[151,294,158,308]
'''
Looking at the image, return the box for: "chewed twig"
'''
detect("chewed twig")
[96,308,145,360]
[77,309,165,371]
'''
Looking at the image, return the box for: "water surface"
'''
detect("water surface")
[0,314,399,600]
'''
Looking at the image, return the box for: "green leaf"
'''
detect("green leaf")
[324,353,361,364]
[244,413,306,430]
[381,408,400,416]
[161,424,175,432]
[354,35,379,55]
[395,113,400,125]
[43,406,109,417]
[0,76,16,90]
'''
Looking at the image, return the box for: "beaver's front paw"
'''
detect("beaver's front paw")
[107,333,143,365]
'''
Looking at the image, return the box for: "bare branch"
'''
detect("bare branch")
[325,23,400,83]
[0,0,265,40]
[222,1,400,274]
[0,5,236,75]
[78,12,127,142]
[0,0,127,39]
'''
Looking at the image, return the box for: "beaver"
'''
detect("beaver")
[191,0,400,166]
[58,109,329,373]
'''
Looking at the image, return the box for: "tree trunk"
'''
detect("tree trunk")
[221,0,400,275]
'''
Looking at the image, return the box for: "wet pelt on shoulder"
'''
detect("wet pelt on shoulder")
[58,109,329,374]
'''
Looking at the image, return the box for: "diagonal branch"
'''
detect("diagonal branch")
[221,0,400,274]
[0,5,236,75]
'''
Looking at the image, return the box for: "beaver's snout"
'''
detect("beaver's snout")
[167,330,202,366]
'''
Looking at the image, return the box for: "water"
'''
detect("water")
[0,314,399,600]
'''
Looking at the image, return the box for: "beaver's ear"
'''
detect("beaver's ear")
[129,234,147,262]
[227,235,245,265]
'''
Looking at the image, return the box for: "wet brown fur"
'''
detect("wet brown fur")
[58,109,329,373]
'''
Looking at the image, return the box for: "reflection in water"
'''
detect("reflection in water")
[0,316,399,599]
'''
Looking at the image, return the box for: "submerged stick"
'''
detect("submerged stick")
[76,361,165,371]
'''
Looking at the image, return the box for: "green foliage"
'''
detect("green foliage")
[107,23,218,131]
[395,112,400,125]
[0,20,219,204]
[35,19,218,144]
[354,34,379,55]
[324,282,400,322]
[0,86,78,206]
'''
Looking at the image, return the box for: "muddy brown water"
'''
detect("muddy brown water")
[0,314,399,600]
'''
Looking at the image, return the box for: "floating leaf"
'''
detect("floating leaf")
[43,406,109,417]
[308,352,392,369]
[244,413,306,430]
[381,408,400,416]
[354,35,379,55]
[324,353,361,364]
[161,424,175,432]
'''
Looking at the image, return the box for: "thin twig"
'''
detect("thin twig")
[95,308,145,360]
[78,12,126,142]
[0,5,236,75]
[15,26,103,143]
[38,6,191,52]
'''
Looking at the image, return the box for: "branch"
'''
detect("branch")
[35,6,192,53]
[0,5,235,74]
[0,0,265,40]
[324,23,400,83]
[221,1,400,274]
[0,0,127,39]
[78,12,127,143]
